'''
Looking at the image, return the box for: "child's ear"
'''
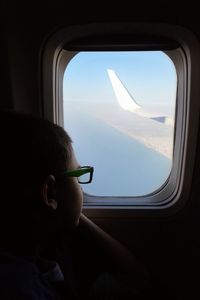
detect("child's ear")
[41,175,57,210]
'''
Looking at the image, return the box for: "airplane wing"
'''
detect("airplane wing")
[107,69,173,125]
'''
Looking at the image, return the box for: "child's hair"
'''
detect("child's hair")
[0,110,73,206]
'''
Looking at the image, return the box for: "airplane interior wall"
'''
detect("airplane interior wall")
[0,3,200,298]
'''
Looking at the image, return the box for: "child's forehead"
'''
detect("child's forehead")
[68,148,79,170]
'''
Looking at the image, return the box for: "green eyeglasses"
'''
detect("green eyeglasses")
[61,166,94,184]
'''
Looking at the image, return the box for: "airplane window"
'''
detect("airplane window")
[63,51,177,197]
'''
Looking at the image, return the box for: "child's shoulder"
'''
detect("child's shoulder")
[0,251,57,300]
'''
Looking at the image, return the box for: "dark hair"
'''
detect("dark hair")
[0,110,72,202]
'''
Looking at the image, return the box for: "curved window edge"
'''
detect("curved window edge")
[42,22,200,217]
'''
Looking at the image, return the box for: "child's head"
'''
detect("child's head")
[0,110,83,246]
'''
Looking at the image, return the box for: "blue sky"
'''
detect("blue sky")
[63,51,177,114]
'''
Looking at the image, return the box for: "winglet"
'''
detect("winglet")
[107,69,141,112]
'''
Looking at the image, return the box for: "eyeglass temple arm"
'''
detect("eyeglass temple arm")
[64,167,93,177]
